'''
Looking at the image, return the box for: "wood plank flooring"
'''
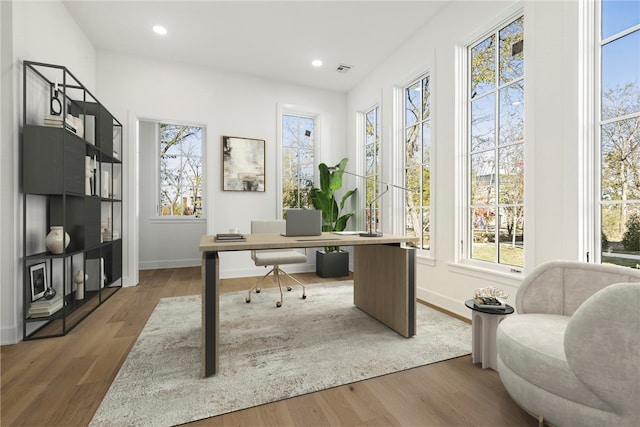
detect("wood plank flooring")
[1,267,536,426]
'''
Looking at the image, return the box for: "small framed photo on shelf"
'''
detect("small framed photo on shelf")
[29,262,48,301]
[222,136,265,192]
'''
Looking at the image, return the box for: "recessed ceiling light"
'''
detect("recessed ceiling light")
[312,59,323,67]
[153,25,167,35]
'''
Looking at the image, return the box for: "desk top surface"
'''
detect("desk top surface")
[199,232,418,252]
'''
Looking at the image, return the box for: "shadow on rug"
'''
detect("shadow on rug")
[90,281,471,426]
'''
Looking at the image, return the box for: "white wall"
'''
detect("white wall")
[1,0,97,344]
[95,51,347,278]
[346,0,584,319]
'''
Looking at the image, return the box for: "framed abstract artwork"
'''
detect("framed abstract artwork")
[222,136,265,191]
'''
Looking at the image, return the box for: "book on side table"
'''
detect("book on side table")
[473,296,506,309]
[214,233,246,242]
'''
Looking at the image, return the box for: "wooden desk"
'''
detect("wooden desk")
[199,232,417,377]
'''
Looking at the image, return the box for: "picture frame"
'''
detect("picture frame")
[29,262,48,301]
[222,136,265,192]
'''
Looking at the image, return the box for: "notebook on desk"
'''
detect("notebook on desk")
[282,209,322,236]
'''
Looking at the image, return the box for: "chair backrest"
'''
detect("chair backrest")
[251,220,285,234]
[517,260,640,315]
[250,220,286,262]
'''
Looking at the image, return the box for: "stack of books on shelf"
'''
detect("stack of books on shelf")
[473,296,507,309]
[214,233,246,242]
[29,296,63,318]
[43,114,77,134]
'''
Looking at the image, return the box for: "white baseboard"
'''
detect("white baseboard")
[138,258,201,270]
[1,324,18,345]
[417,287,471,321]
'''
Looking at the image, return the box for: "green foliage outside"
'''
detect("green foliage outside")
[622,213,640,251]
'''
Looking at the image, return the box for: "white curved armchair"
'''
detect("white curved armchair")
[497,261,640,426]
[246,220,307,307]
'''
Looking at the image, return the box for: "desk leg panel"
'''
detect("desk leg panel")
[353,245,416,337]
[202,251,219,377]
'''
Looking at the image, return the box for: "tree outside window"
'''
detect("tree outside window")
[599,0,640,269]
[468,15,524,268]
[364,106,381,233]
[159,123,203,218]
[404,75,431,250]
[282,114,315,214]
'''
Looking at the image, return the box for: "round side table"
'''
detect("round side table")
[465,299,514,370]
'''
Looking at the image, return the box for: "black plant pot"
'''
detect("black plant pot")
[316,250,349,278]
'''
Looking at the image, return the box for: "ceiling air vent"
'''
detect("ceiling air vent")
[336,64,352,73]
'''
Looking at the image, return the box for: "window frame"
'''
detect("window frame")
[459,11,525,274]
[361,104,382,234]
[400,72,433,256]
[593,1,640,268]
[277,104,320,218]
[155,120,206,221]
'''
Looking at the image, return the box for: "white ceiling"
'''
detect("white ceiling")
[62,1,449,92]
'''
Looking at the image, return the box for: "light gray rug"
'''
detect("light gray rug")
[90,281,471,426]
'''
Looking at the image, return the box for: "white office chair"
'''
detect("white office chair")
[246,220,307,307]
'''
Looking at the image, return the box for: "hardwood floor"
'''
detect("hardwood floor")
[1,267,536,426]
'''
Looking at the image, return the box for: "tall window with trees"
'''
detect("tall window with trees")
[467,15,524,268]
[364,106,381,233]
[404,75,431,250]
[598,1,639,269]
[159,123,204,218]
[282,114,315,212]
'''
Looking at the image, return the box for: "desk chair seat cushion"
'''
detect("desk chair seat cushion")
[253,250,307,266]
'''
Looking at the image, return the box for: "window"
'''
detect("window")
[404,75,431,250]
[598,0,640,269]
[282,114,315,212]
[159,123,204,218]
[467,15,524,268]
[364,106,381,233]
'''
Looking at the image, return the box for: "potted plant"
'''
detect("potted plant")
[310,158,357,277]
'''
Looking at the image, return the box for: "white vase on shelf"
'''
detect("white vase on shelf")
[45,226,70,254]
[74,270,87,300]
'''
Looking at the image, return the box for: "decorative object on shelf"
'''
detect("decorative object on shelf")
[102,170,110,197]
[45,226,70,254]
[85,156,92,195]
[43,285,56,300]
[222,136,265,192]
[29,262,48,301]
[474,286,509,300]
[50,82,61,115]
[74,270,87,300]
[310,158,357,278]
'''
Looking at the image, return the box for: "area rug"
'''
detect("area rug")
[90,281,471,426]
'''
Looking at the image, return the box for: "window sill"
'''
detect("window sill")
[447,261,524,287]
[149,217,206,224]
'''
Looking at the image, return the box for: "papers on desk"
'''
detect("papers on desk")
[331,231,365,235]
[215,233,246,242]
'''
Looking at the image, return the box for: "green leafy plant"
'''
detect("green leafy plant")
[622,212,640,252]
[310,158,357,252]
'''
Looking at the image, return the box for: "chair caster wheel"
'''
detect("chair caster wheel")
[245,297,251,303]
[287,286,292,292]
[256,289,261,293]
[276,301,282,307]
[302,294,307,299]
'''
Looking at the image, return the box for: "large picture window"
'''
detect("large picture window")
[467,15,524,268]
[598,0,640,269]
[282,114,315,212]
[404,75,431,250]
[159,123,204,218]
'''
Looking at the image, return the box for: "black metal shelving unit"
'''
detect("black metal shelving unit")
[22,60,123,339]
